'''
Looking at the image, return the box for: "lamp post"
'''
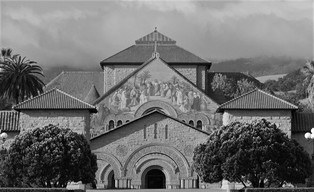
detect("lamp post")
[0,132,8,148]
[305,128,314,159]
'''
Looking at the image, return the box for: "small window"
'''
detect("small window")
[196,120,202,129]
[109,120,114,130]
[182,120,185,123]
[189,120,194,126]
[126,120,130,123]
[117,120,122,126]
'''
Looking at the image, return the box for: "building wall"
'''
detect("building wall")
[222,110,292,137]
[103,64,207,93]
[91,113,209,189]
[19,110,91,140]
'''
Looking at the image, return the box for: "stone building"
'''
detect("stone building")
[0,29,312,189]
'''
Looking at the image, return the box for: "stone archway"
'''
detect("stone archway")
[95,153,123,188]
[134,100,178,118]
[143,166,166,189]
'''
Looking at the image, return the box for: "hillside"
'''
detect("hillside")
[210,56,305,77]
[256,74,286,83]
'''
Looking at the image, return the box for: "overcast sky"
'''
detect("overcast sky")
[0,0,313,70]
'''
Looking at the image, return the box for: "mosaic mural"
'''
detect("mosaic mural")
[104,58,215,115]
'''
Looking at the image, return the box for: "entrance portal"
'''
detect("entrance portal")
[107,170,115,189]
[145,169,166,189]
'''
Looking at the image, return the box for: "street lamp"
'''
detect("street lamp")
[305,128,314,160]
[0,132,8,145]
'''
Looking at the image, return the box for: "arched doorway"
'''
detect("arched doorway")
[107,170,115,189]
[145,169,166,189]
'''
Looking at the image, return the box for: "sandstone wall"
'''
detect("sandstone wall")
[222,110,292,137]
[19,110,91,140]
[91,113,209,189]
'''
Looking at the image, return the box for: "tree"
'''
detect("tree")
[211,73,236,100]
[301,60,314,106]
[1,124,97,188]
[0,54,45,104]
[193,119,312,188]
[235,79,257,97]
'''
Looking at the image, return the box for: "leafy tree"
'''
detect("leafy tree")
[0,54,45,104]
[235,79,257,97]
[1,124,97,188]
[193,119,312,188]
[211,73,236,100]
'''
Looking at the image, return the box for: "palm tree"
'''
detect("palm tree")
[0,55,45,104]
[0,48,13,61]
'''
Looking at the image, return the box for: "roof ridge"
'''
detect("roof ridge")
[219,88,258,108]
[55,89,96,109]
[91,110,209,140]
[175,44,210,63]
[45,71,64,89]
[256,89,298,108]
[100,45,135,66]
[14,88,57,108]
[63,71,103,74]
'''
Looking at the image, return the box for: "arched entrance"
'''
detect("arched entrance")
[107,170,115,189]
[145,169,166,189]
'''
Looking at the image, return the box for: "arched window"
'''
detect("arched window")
[182,120,186,123]
[189,120,194,126]
[117,120,123,126]
[109,120,114,130]
[196,120,202,129]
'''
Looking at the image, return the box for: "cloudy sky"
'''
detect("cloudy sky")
[0,0,313,70]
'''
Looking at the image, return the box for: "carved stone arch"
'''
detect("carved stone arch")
[104,114,116,127]
[116,113,134,124]
[178,113,189,123]
[136,160,180,186]
[134,100,178,118]
[99,163,113,184]
[195,112,210,126]
[135,153,178,174]
[123,143,190,178]
[96,152,122,178]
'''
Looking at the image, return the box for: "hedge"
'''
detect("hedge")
[245,188,314,192]
[0,189,84,192]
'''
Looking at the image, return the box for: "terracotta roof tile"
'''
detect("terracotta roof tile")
[0,111,20,132]
[101,30,210,66]
[292,112,314,132]
[45,71,104,101]
[14,89,97,113]
[217,89,298,111]
[84,84,100,104]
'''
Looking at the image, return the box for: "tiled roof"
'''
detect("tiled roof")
[135,29,176,44]
[84,84,100,104]
[45,71,103,101]
[217,89,298,112]
[101,30,210,66]
[0,111,20,132]
[14,89,97,113]
[292,112,314,132]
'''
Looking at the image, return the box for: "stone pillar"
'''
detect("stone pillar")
[180,179,184,189]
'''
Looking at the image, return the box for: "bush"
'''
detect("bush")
[245,188,314,192]
[1,124,97,188]
[0,189,84,192]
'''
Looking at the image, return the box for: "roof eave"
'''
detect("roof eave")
[14,108,98,113]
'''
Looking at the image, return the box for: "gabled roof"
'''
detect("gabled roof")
[14,89,97,113]
[94,55,220,105]
[45,71,103,101]
[0,111,20,132]
[291,112,314,132]
[91,109,209,140]
[100,29,210,67]
[217,89,298,112]
[84,84,100,104]
[135,29,176,45]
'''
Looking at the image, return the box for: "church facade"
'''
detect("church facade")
[1,29,308,189]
